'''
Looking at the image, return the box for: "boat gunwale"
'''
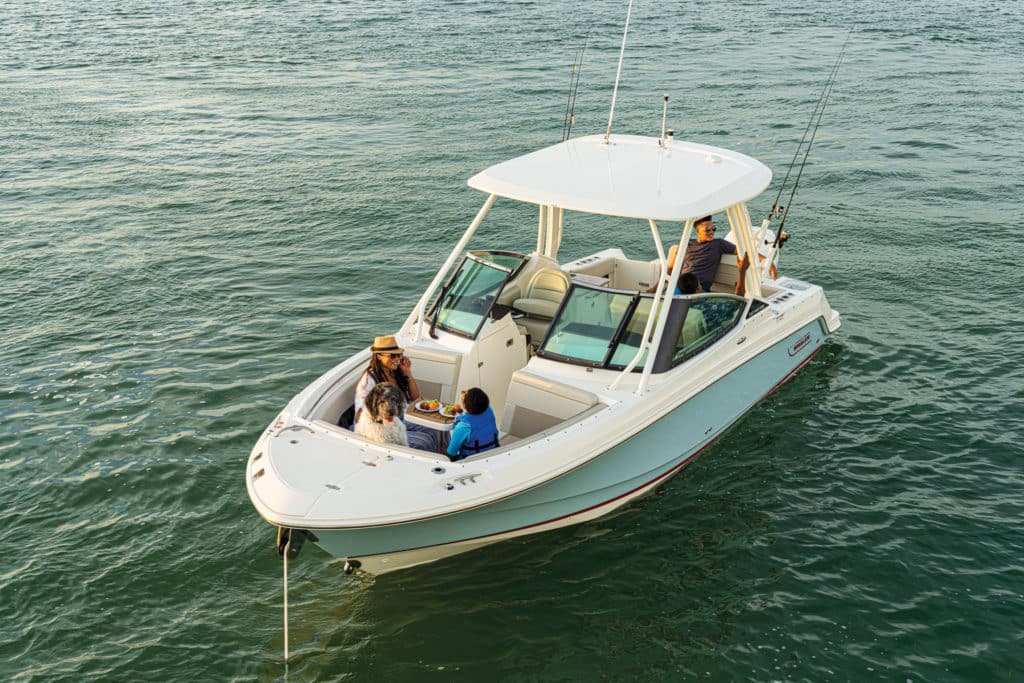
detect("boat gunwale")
[248,312,833,530]
[339,343,828,567]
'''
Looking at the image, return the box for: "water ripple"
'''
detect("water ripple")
[2,1,1024,681]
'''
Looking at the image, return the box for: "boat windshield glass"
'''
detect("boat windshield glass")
[539,285,641,367]
[670,296,747,364]
[608,297,657,368]
[431,252,526,339]
[539,285,746,371]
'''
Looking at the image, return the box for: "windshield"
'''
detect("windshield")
[471,250,528,272]
[431,253,525,339]
[538,284,746,372]
[540,286,638,367]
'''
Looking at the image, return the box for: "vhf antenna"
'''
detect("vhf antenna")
[659,94,669,146]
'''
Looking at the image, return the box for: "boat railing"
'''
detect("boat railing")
[410,194,497,341]
[611,218,694,393]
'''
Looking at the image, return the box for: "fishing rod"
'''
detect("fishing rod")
[565,33,589,140]
[560,31,590,142]
[561,48,582,141]
[769,34,849,248]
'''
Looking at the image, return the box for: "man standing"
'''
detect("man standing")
[681,215,736,293]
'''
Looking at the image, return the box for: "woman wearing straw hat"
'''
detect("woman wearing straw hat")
[354,335,441,452]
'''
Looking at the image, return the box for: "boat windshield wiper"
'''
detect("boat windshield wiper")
[428,281,455,339]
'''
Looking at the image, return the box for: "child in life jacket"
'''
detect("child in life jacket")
[446,387,500,461]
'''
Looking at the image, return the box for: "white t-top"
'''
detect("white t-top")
[468,134,772,221]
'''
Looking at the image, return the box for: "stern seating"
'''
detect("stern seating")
[608,258,660,291]
[651,244,739,293]
[710,254,740,293]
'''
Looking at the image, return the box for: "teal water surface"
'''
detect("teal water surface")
[3,1,1023,680]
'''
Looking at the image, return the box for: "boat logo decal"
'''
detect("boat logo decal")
[788,332,811,357]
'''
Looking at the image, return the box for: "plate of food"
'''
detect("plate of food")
[439,403,462,418]
[415,399,440,413]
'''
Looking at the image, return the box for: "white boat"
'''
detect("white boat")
[245,129,842,575]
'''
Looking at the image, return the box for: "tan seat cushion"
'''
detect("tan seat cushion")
[513,297,561,319]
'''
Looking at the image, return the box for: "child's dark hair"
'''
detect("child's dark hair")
[679,272,700,294]
[463,387,489,415]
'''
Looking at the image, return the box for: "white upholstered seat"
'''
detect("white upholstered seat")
[513,268,570,343]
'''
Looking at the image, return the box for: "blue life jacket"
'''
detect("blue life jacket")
[455,407,500,458]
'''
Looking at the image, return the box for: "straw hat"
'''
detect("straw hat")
[370,335,404,355]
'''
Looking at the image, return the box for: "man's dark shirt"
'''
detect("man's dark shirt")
[681,238,737,285]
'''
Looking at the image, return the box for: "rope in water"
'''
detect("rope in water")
[283,537,290,664]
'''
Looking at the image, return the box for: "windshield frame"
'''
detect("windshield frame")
[536,284,641,368]
[537,283,750,372]
[427,251,528,340]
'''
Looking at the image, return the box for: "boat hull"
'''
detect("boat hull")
[305,319,829,574]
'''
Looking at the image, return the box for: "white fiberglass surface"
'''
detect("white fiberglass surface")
[468,134,772,221]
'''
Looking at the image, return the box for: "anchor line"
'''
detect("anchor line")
[770,33,850,247]
[283,535,290,664]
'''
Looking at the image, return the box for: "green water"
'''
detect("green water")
[3,1,1023,680]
